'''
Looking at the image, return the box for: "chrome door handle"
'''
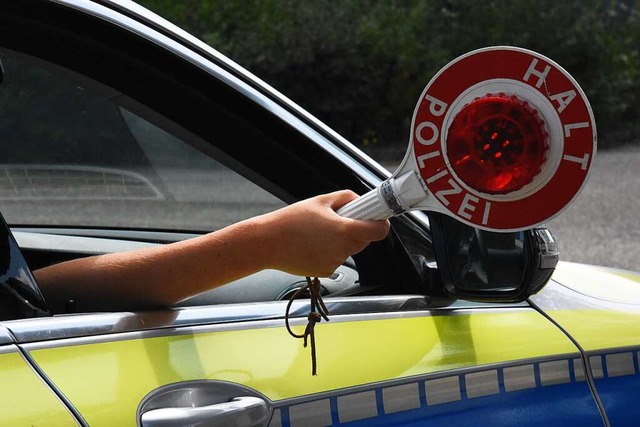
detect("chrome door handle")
[140,396,269,427]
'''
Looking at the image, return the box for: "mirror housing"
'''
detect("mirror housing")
[428,212,558,302]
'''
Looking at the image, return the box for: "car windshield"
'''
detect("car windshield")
[0,51,285,232]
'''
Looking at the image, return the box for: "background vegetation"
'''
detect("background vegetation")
[139,0,640,159]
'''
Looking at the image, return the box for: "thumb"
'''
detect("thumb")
[324,190,390,241]
[322,190,360,211]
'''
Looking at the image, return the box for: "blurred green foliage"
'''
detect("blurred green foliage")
[139,0,640,154]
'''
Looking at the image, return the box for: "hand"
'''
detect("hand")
[258,190,390,277]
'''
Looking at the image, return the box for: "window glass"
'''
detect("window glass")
[0,51,285,231]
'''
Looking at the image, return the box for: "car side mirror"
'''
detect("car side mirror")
[428,211,559,302]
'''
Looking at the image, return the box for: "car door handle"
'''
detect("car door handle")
[140,396,269,427]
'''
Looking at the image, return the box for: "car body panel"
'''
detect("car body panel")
[17,306,600,425]
[0,346,78,425]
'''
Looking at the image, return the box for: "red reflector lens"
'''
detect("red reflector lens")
[446,94,548,194]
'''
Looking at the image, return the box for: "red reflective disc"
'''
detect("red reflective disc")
[411,47,596,231]
[446,94,548,194]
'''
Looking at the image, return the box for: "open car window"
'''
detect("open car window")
[0,51,285,232]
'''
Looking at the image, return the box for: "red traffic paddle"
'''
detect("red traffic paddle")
[338,46,596,232]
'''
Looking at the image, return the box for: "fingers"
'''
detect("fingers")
[321,190,390,243]
[349,218,391,242]
[321,190,359,210]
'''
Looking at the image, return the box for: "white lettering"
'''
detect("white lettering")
[424,94,448,117]
[435,178,462,206]
[482,201,491,225]
[563,153,590,170]
[458,193,479,220]
[549,90,576,114]
[523,58,551,89]
[416,121,439,146]
[417,151,440,168]
[426,169,448,184]
[564,122,590,137]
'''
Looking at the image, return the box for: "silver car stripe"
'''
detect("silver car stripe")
[425,376,462,406]
[6,296,528,345]
[590,355,605,379]
[605,352,635,377]
[573,358,587,382]
[337,390,378,423]
[16,306,532,350]
[503,364,536,391]
[0,344,18,355]
[539,360,571,386]
[0,326,13,345]
[465,369,500,398]
[265,350,639,424]
[382,382,421,414]
[288,399,332,427]
[267,408,282,427]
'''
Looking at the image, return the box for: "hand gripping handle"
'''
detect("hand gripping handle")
[336,184,394,220]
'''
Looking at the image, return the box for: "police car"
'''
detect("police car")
[0,1,638,426]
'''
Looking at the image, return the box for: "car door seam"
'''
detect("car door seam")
[14,342,89,427]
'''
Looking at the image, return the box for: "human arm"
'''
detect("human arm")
[35,191,390,312]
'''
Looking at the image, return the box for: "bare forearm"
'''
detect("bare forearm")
[36,216,273,312]
[35,191,390,313]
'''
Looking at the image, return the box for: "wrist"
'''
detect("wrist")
[241,212,282,271]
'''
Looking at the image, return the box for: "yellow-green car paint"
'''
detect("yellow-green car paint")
[552,261,640,305]
[544,310,640,351]
[0,349,77,426]
[536,262,640,351]
[27,309,577,426]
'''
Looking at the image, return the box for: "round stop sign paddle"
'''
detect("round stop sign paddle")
[338,46,596,232]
